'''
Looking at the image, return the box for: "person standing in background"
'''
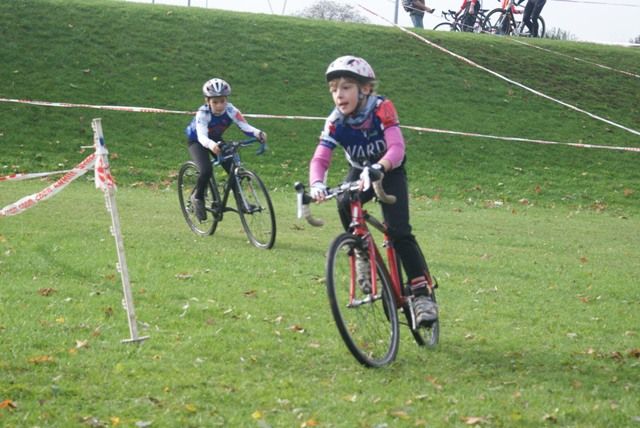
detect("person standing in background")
[522,0,547,37]
[402,0,435,29]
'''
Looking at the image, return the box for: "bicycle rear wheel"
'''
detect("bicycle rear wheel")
[326,234,399,368]
[392,253,440,348]
[516,15,545,37]
[406,290,440,348]
[177,161,219,236]
[235,169,276,249]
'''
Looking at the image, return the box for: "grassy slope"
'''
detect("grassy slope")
[1,0,639,215]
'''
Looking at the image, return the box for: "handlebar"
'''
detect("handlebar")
[214,137,267,165]
[294,166,397,228]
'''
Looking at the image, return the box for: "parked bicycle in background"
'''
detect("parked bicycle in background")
[433,2,488,33]
[483,0,545,37]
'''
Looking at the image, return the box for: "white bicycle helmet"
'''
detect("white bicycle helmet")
[325,55,376,83]
[202,78,231,97]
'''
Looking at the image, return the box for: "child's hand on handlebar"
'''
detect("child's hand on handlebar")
[359,163,384,191]
[310,181,328,202]
[256,131,267,144]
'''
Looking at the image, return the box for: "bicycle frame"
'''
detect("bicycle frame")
[209,139,264,218]
[295,176,439,360]
[347,197,405,308]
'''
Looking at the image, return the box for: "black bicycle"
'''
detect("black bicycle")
[433,7,488,33]
[482,0,545,37]
[177,138,276,249]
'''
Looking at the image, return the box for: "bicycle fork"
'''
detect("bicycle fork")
[348,232,382,307]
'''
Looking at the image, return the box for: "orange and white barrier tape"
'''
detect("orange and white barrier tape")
[403,125,640,152]
[1,97,638,152]
[0,153,95,217]
[0,169,73,182]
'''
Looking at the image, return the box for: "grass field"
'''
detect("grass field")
[1,182,639,427]
[1,0,639,426]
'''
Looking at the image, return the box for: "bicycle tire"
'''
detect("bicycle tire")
[405,289,440,348]
[234,169,276,249]
[177,161,219,236]
[392,253,440,348]
[516,15,545,37]
[433,22,457,32]
[483,8,511,35]
[537,16,545,37]
[326,234,399,368]
[455,11,486,33]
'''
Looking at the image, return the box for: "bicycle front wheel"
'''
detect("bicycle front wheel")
[326,234,399,368]
[234,169,276,249]
[433,22,457,32]
[177,161,218,236]
[483,9,510,35]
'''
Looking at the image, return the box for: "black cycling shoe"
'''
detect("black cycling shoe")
[191,195,207,221]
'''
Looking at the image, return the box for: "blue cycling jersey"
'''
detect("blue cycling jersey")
[185,102,258,146]
[319,96,392,168]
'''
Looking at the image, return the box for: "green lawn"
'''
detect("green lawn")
[1,0,639,426]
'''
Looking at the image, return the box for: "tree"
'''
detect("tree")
[295,0,369,24]
[630,35,640,44]
[544,27,577,41]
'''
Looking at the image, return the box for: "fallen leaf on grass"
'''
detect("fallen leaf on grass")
[289,324,305,333]
[301,419,319,427]
[243,289,257,297]
[390,410,410,419]
[38,287,57,296]
[610,351,624,360]
[0,399,17,410]
[75,339,89,349]
[80,416,105,427]
[629,348,640,358]
[425,376,443,391]
[29,355,54,364]
[342,394,357,402]
[462,416,488,425]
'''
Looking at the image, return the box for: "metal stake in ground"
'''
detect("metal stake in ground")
[92,118,149,344]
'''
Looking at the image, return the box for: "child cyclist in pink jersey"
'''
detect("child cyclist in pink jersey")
[308,56,438,325]
[185,78,267,221]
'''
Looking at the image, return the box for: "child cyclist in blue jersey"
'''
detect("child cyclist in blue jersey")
[185,78,267,221]
[308,55,438,325]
